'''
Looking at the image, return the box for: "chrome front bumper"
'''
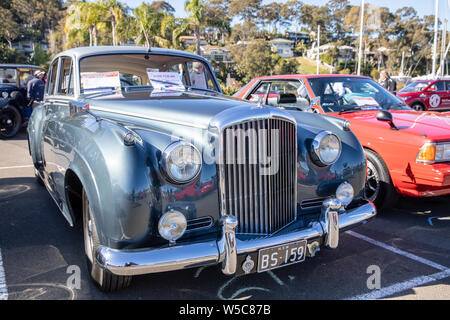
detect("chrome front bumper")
[95,200,376,276]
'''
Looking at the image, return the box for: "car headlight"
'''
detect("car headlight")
[162,141,202,183]
[311,131,342,166]
[401,95,412,101]
[158,210,187,243]
[336,182,354,207]
[417,142,450,163]
[1,91,9,99]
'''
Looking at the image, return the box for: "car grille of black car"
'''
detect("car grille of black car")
[219,118,297,234]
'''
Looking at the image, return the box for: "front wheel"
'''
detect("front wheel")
[82,190,132,292]
[411,103,425,111]
[0,105,22,138]
[364,149,398,210]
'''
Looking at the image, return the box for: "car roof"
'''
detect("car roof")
[54,46,205,61]
[252,74,370,81]
[0,64,44,69]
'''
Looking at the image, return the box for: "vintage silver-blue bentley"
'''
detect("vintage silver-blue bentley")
[27,46,376,291]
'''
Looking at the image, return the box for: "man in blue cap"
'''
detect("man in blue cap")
[27,70,45,110]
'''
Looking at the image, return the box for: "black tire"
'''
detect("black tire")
[0,105,22,138]
[82,190,132,292]
[364,149,398,210]
[34,168,44,186]
[411,103,425,111]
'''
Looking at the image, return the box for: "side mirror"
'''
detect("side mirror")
[376,110,398,130]
[310,96,321,108]
[305,96,321,113]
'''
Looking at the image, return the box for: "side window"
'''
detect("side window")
[248,82,270,102]
[430,81,445,91]
[47,60,59,96]
[57,57,74,95]
[446,81,450,91]
[186,61,217,91]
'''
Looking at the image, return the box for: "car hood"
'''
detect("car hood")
[83,90,253,129]
[335,110,450,141]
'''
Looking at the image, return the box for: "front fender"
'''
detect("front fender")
[62,115,156,248]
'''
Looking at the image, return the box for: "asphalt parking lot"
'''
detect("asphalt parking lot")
[0,130,449,300]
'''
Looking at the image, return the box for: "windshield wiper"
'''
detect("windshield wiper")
[339,105,362,114]
[339,104,380,114]
[187,86,218,94]
[388,103,408,110]
[81,87,122,98]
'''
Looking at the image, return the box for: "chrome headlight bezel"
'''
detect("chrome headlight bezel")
[336,181,354,207]
[311,131,342,166]
[1,91,9,99]
[161,141,202,184]
[158,210,187,243]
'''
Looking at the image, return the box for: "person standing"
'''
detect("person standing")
[189,62,207,89]
[379,70,397,93]
[27,70,45,109]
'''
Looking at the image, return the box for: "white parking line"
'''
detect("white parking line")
[0,248,8,300]
[346,269,450,300]
[345,230,448,271]
[345,230,450,300]
[0,165,33,170]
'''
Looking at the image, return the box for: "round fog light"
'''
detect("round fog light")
[158,210,187,243]
[336,182,354,207]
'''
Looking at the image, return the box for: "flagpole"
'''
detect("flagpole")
[357,0,365,75]
[432,0,439,77]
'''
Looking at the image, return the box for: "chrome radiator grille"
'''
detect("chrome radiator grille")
[219,118,297,234]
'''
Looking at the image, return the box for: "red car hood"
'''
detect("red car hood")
[333,110,450,141]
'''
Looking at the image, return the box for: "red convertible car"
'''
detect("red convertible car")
[396,79,450,111]
[235,74,450,209]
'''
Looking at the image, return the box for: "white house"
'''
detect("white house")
[270,38,294,58]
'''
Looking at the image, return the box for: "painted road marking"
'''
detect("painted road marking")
[346,230,448,271]
[428,216,450,226]
[345,269,450,300]
[0,165,34,170]
[345,230,449,300]
[0,248,8,300]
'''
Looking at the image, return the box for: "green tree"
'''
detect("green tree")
[230,40,279,82]
[228,0,261,22]
[185,0,207,55]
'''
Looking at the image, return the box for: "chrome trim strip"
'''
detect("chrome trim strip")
[96,202,376,276]
[89,105,208,129]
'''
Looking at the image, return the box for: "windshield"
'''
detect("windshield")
[399,81,432,93]
[307,76,409,113]
[79,53,219,96]
[0,68,18,85]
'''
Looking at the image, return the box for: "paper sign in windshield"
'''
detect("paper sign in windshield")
[351,96,379,108]
[81,71,122,97]
[147,69,184,92]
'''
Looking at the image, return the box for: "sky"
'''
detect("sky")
[122,0,449,20]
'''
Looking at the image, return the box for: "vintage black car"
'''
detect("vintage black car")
[28,47,376,291]
[0,64,45,137]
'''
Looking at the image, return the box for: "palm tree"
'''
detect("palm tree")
[102,0,125,46]
[133,3,164,47]
[185,0,207,55]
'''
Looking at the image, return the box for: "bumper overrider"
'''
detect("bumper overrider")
[95,199,376,277]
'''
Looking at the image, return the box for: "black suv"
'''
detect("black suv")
[0,64,45,138]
